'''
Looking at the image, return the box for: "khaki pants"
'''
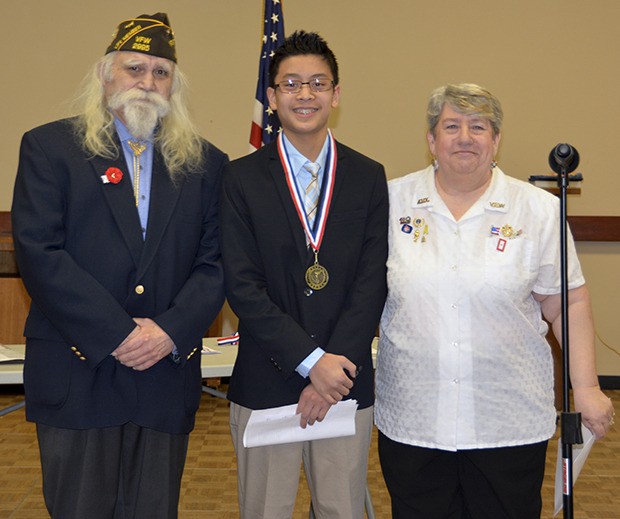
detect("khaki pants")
[230,402,373,519]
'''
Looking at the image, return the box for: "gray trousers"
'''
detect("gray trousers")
[36,422,189,519]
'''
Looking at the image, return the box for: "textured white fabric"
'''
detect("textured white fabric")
[375,165,585,451]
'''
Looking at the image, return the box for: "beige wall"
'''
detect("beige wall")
[3,1,619,374]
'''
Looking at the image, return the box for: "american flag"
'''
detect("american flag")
[249,0,285,151]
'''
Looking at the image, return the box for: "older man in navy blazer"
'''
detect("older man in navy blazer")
[221,31,388,519]
[11,13,226,519]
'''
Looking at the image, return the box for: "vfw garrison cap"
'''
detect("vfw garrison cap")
[105,12,176,63]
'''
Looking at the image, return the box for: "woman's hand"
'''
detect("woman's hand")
[573,386,615,439]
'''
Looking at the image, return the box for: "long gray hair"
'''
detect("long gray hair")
[71,52,205,180]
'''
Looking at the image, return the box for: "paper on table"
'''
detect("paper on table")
[243,399,358,448]
[554,425,595,516]
[0,345,25,363]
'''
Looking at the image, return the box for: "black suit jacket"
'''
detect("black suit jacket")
[221,139,388,410]
[11,118,227,434]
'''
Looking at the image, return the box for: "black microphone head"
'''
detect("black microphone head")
[548,143,580,173]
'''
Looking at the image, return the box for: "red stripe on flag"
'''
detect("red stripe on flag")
[250,122,263,150]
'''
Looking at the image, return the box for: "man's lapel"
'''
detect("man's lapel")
[268,147,311,263]
[90,152,143,267]
[268,141,348,264]
[324,140,347,226]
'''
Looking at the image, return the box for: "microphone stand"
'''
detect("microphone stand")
[553,149,583,519]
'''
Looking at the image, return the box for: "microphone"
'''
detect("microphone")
[548,143,580,174]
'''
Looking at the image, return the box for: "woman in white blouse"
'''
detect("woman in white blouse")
[375,83,614,518]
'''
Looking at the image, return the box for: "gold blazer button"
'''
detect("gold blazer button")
[135,285,145,295]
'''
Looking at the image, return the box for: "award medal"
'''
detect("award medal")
[278,131,337,290]
[306,250,329,290]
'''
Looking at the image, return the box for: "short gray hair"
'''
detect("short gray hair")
[427,83,503,137]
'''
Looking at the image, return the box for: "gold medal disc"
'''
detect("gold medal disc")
[305,263,329,290]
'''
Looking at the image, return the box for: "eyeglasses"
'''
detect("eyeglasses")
[274,78,335,94]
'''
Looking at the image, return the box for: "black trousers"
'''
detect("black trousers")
[37,422,189,519]
[378,431,548,519]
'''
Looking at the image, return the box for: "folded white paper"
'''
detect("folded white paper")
[554,425,595,516]
[243,399,358,448]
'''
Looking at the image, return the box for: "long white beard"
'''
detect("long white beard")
[107,88,170,140]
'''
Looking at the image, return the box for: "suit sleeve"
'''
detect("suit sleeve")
[11,130,137,367]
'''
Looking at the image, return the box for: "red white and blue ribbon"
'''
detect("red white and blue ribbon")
[217,332,240,346]
[277,130,337,252]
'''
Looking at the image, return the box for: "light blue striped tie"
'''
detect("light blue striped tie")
[303,161,320,228]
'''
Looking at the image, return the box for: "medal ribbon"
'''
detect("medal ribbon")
[277,130,337,252]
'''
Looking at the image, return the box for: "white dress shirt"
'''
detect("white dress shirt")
[375,165,585,451]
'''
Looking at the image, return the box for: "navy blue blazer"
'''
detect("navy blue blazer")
[221,140,388,410]
[11,118,227,434]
